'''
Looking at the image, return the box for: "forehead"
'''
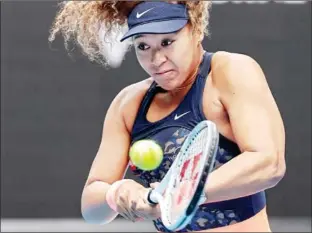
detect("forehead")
[133,24,191,41]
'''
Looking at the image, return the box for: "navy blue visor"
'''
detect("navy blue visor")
[120,1,189,42]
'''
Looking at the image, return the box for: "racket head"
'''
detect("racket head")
[160,120,219,231]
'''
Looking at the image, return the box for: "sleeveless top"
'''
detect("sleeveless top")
[129,52,266,232]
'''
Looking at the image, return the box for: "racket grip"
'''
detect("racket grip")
[146,189,159,205]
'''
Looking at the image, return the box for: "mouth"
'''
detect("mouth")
[154,70,174,75]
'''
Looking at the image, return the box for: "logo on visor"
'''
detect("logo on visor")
[136,7,155,19]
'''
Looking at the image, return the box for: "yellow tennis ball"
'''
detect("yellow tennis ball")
[129,140,163,171]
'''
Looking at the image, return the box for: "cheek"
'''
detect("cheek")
[171,52,192,76]
[172,41,194,71]
[136,52,152,73]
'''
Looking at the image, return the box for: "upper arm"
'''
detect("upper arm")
[214,52,285,157]
[85,88,131,186]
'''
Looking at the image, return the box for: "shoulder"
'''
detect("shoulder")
[211,51,261,71]
[210,51,268,93]
[117,78,153,110]
[111,77,154,131]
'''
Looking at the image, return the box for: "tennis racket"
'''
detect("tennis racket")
[146,120,219,231]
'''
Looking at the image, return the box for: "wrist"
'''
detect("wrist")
[106,179,129,211]
[203,173,219,204]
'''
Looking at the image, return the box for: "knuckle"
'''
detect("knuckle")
[136,204,145,212]
[119,195,127,203]
[130,200,137,209]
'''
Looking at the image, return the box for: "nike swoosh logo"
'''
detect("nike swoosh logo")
[136,8,155,18]
[174,111,191,120]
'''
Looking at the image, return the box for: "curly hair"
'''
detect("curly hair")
[48,1,212,67]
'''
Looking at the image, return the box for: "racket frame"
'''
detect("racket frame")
[147,120,219,231]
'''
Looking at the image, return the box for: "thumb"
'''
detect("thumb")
[150,182,160,189]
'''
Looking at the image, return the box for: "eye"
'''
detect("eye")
[137,43,150,51]
[161,39,174,47]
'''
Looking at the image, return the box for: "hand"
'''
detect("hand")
[150,182,160,189]
[113,179,161,222]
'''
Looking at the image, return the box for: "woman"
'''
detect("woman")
[49,1,286,232]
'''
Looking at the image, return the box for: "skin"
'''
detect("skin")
[81,24,286,232]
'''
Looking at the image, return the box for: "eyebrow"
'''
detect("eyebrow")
[133,32,177,40]
[134,35,145,40]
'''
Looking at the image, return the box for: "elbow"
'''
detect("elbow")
[81,193,117,225]
[81,207,98,224]
[267,150,286,187]
[81,210,105,225]
[80,180,118,224]
[80,198,108,225]
[269,163,286,187]
[81,204,117,225]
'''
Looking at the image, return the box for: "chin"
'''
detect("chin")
[157,81,180,91]
[154,77,182,91]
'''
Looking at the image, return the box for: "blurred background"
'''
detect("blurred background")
[1,1,311,232]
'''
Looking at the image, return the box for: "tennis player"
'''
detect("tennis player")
[49,1,286,232]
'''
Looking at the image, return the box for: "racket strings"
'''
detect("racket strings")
[183,129,209,180]
[176,129,208,204]
[166,127,209,224]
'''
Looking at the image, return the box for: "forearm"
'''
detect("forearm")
[203,151,282,204]
[81,181,118,224]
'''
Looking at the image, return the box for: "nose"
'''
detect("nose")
[151,50,167,68]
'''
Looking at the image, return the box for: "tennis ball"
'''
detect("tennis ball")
[129,140,163,171]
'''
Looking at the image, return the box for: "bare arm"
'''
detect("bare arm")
[81,88,131,224]
[203,52,286,203]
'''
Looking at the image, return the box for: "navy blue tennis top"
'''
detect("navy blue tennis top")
[130,52,266,232]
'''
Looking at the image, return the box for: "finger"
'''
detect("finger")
[118,205,132,221]
[119,206,136,222]
[116,197,133,221]
[129,204,143,222]
[151,205,161,220]
[122,196,139,222]
[130,200,139,218]
[150,182,160,189]
[118,211,131,221]
[143,202,161,220]
[134,198,160,220]
[126,209,138,222]
[120,197,138,222]
[130,198,148,220]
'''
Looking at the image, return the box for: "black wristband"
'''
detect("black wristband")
[147,188,158,205]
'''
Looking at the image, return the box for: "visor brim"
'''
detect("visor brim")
[120,19,188,42]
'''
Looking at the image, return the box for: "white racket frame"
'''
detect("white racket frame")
[146,120,219,231]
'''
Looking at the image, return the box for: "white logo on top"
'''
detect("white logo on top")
[174,111,191,120]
